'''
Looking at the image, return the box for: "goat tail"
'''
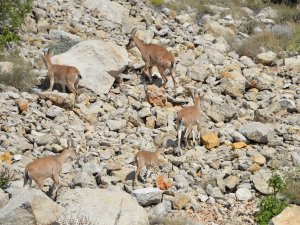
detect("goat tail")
[171,60,176,75]
[23,169,30,187]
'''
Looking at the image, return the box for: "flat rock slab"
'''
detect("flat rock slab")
[56,188,148,225]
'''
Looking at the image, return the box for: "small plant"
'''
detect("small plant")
[0,49,38,92]
[255,173,289,225]
[0,167,12,189]
[47,39,79,55]
[255,195,288,225]
[281,167,300,204]
[149,0,165,7]
[0,0,33,49]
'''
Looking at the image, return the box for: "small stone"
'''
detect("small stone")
[132,188,162,207]
[238,122,274,144]
[253,170,273,194]
[224,175,239,190]
[232,142,247,150]
[173,192,192,210]
[201,133,220,150]
[236,188,252,201]
[257,51,277,65]
[253,153,266,166]
[46,106,63,119]
[248,163,261,173]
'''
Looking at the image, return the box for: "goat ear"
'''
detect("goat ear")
[131,28,137,36]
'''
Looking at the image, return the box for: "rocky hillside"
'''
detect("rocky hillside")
[0,0,300,224]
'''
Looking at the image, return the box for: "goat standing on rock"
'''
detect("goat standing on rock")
[43,49,82,96]
[23,142,79,192]
[126,29,177,94]
[134,148,164,186]
[177,94,202,149]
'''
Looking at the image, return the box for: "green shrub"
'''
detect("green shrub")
[281,168,300,204]
[255,174,288,225]
[0,0,33,49]
[255,195,288,225]
[287,26,300,54]
[47,39,78,55]
[149,0,165,7]
[0,49,38,92]
[0,168,12,189]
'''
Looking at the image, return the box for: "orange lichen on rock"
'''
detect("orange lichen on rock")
[147,85,167,107]
[0,152,13,164]
[16,99,29,113]
[156,175,171,190]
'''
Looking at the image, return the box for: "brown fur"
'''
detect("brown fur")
[24,147,77,192]
[43,52,81,96]
[177,95,202,148]
[127,29,177,93]
[134,148,163,185]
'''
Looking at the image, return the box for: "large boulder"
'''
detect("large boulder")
[56,188,149,225]
[52,40,129,95]
[238,122,274,144]
[269,205,300,225]
[0,189,63,225]
[83,0,129,25]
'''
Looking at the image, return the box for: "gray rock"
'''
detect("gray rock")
[235,188,252,201]
[231,131,248,143]
[221,75,246,98]
[239,122,274,143]
[174,174,190,190]
[82,162,103,174]
[291,152,300,167]
[224,175,239,190]
[46,105,63,119]
[132,188,162,207]
[71,171,97,188]
[256,51,277,65]
[83,0,129,25]
[48,29,81,42]
[151,200,172,219]
[252,170,273,194]
[57,188,148,225]
[0,189,62,225]
[279,98,296,112]
[107,119,126,131]
[206,184,224,199]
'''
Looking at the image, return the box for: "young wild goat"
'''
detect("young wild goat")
[23,144,79,192]
[177,94,202,149]
[126,29,177,94]
[43,49,82,96]
[134,148,164,185]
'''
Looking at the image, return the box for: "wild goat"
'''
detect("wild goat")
[43,49,82,96]
[134,148,164,185]
[23,143,79,192]
[126,29,177,94]
[177,94,202,148]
